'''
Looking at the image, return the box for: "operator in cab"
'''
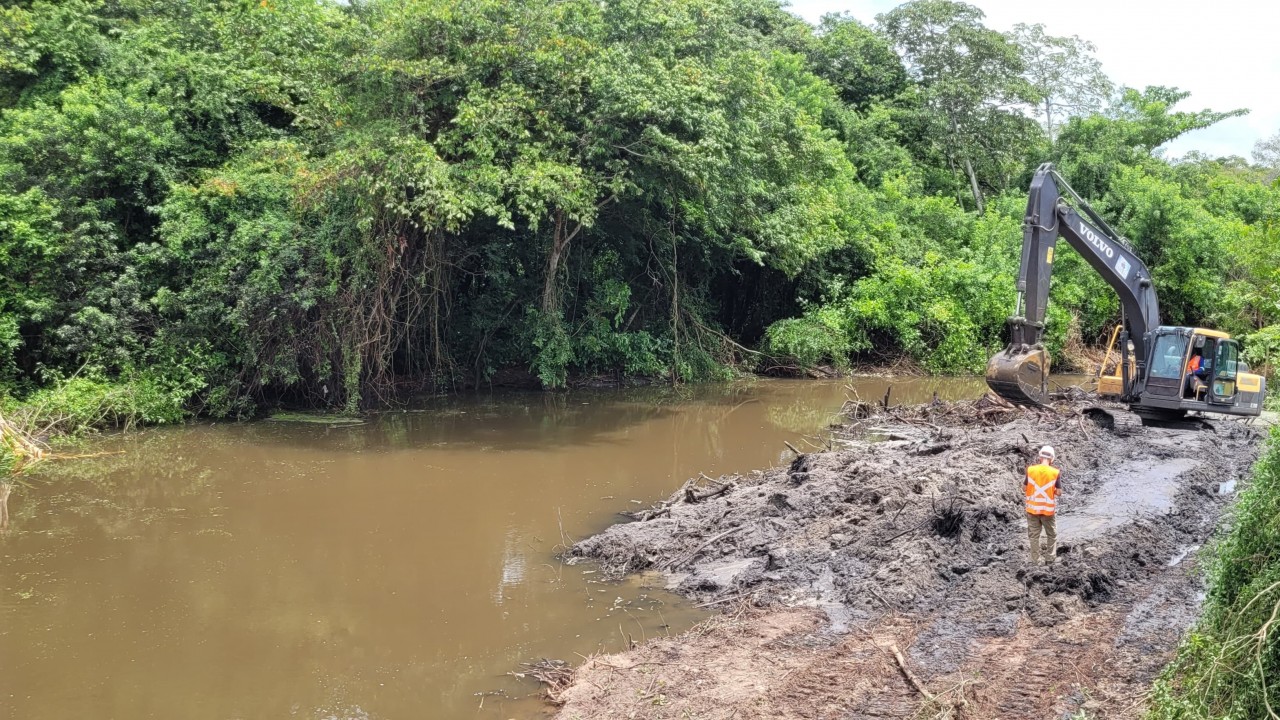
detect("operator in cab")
[1186,345,1208,398]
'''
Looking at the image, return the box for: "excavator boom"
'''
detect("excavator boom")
[986,164,1161,406]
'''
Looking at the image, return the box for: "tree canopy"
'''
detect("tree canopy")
[0,0,1276,417]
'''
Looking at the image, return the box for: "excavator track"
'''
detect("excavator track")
[1085,405,1215,433]
[1131,406,1216,431]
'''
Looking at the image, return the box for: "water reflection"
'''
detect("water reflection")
[1,481,10,532]
[2,377,1001,720]
[495,528,528,606]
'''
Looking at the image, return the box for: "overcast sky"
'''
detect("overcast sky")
[785,0,1280,160]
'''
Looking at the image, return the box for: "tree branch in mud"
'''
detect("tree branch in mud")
[685,481,731,504]
[874,638,968,719]
[661,526,747,571]
[510,659,574,705]
[625,474,734,520]
[888,643,931,699]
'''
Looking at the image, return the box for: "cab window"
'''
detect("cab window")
[1214,340,1238,381]
[1149,334,1188,379]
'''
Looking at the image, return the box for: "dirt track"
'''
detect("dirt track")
[555,397,1264,719]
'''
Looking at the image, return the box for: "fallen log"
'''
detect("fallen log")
[684,482,731,504]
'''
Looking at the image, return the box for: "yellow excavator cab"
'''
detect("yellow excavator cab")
[1092,326,1265,418]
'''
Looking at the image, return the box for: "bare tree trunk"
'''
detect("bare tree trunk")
[541,212,565,314]
[964,156,985,215]
[949,112,983,214]
[671,234,679,386]
[541,197,616,315]
[947,154,965,208]
[1044,97,1055,143]
[427,235,448,370]
[541,211,583,315]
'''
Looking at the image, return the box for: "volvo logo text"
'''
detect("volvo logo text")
[1079,222,1115,258]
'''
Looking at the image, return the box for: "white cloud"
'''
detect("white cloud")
[785,0,1280,159]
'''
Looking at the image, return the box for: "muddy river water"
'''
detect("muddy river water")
[2,376,1067,719]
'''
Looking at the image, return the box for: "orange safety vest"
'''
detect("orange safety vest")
[1187,355,1202,373]
[1025,463,1060,516]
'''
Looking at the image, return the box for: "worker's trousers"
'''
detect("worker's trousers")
[1027,512,1057,565]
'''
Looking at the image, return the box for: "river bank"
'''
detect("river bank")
[555,395,1266,719]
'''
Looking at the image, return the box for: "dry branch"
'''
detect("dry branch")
[662,526,746,571]
[685,481,731,504]
[889,643,930,699]
[511,658,575,704]
[1,410,46,477]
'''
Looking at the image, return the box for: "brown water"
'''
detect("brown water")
[1,377,998,719]
[1057,457,1196,540]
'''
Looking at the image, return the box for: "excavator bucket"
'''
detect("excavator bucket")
[985,346,1050,406]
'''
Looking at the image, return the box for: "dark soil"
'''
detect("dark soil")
[556,396,1265,719]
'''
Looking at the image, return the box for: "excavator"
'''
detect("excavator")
[986,163,1266,424]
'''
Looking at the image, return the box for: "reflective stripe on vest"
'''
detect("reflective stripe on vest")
[1025,463,1059,516]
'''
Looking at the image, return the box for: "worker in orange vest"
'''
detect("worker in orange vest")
[1025,445,1061,566]
[1186,352,1208,397]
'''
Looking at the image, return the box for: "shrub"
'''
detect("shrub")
[763,311,852,369]
[529,310,575,390]
[6,366,201,437]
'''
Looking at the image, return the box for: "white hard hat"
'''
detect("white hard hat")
[1039,445,1056,461]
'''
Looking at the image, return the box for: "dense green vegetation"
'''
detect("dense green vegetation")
[1,0,1278,421]
[1149,427,1280,719]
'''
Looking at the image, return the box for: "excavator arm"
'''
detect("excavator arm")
[986,163,1161,405]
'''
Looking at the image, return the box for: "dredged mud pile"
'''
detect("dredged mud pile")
[559,396,1264,719]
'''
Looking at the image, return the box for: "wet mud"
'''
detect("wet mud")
[557,397,1265,719]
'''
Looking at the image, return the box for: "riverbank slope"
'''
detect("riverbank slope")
[556,397,1265,719]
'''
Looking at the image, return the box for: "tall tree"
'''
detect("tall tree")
[806,13,907,111]
[1254,130,1280,181]
[1007,23,1112,142]
[877,0,1037,213]
[1054,86,1248,199]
